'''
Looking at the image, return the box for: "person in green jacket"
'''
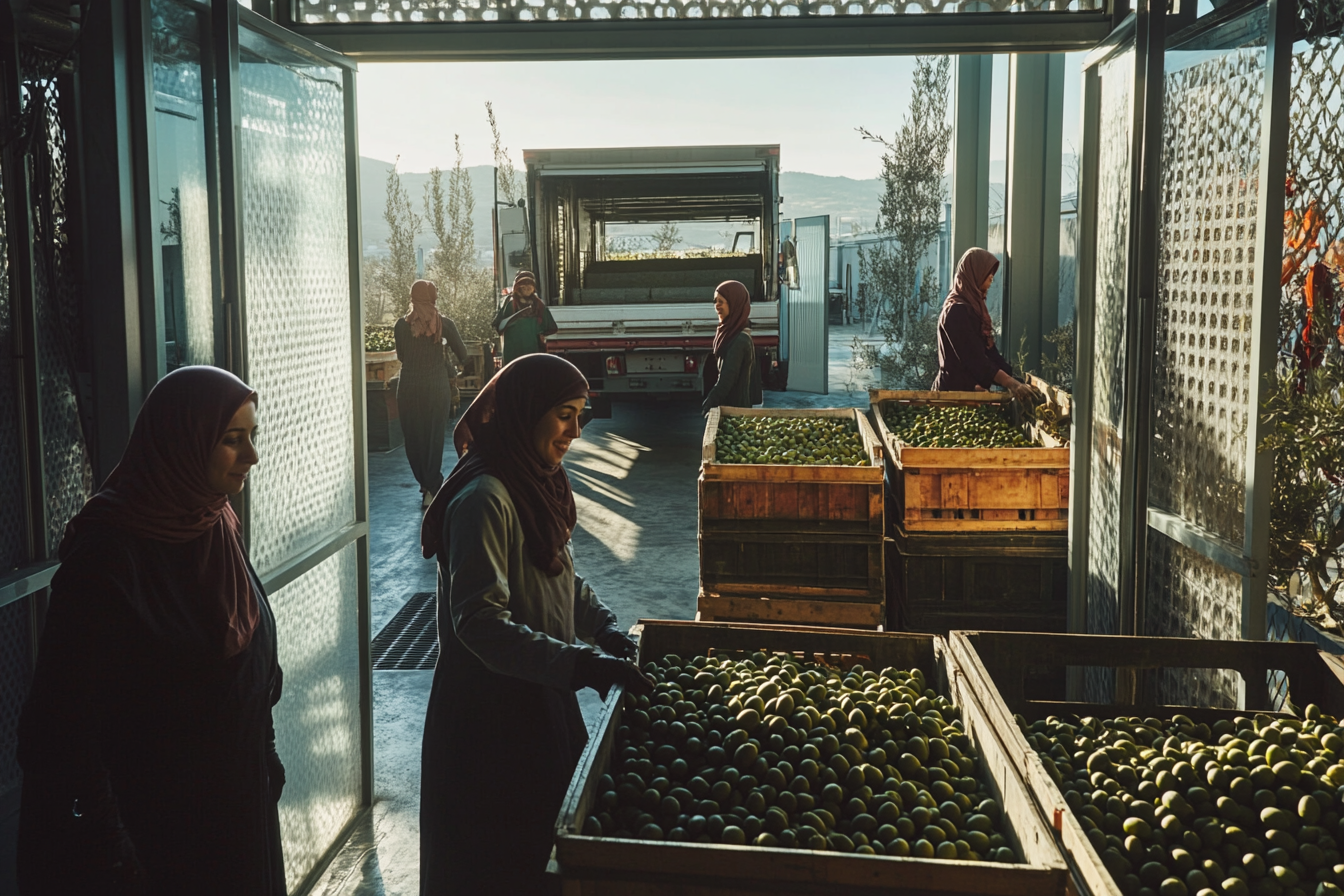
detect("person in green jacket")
[494,271,558,364]
[701,279,760,416]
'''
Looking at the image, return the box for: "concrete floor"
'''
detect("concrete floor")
[309,322,884,896]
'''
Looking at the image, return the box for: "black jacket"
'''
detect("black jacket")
[17,523,285,896]
[702,331,759,415]
[931,302,1012,391]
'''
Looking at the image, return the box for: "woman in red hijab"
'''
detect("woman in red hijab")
[701,279,761,415]
[418,353,651,895]
[932,247,1038,400]
[17,366,286,896]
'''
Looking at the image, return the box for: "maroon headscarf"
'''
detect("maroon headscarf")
[421,354,590,576]
[945,248,1000,349]
[509,271,544,319]
[406,279,442,340]
[712,280,752,357]
[59,366,260,658]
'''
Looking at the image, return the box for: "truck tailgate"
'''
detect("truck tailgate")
[548,302,778,338]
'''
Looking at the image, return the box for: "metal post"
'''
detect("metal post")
[1117,0,1165,641]
[212,0,248,536]
[1242,0,1294,689]
[952,54,992,258]
[0,6,49,577]
[127,0,166,386]
[1004,52,1066,375]
[69,0,146,483]
[343,65,375,810]
[1068,62,1102,644]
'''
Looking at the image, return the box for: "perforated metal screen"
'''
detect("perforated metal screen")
[238,27,356,576]
[235,21,363,892]
[297,0,1103,25]
[1149,44,1263,546]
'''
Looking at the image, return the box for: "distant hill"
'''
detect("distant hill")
[357,156,1027,259]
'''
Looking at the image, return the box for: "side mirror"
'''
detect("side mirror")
[782,239,800,290]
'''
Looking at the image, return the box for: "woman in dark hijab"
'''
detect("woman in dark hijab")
[396,279,470,509]
[931,247,1038,401]
[17,366,285,896]
[493,270,558,365]
[419,353,651,895]
[701,279,761,415]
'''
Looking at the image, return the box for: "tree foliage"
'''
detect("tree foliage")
[1262,255,1344,627]
[364,158,422,324]
[423,135,497,344]
[851,56,953,389]
[486,101,523,206]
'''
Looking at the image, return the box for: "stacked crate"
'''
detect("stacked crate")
[870,389,1070,634]
[698,407,885,628]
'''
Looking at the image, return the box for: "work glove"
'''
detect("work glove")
[595,624,638,660]
[571,652,654,701]
[266,749,286,804]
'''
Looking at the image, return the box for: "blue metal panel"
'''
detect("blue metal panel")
[788,215,829,394]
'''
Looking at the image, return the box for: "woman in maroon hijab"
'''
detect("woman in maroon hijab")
[701,279,761,415]
[931,248,1038,400]
[17,366,285,896]
[418,353,651,895]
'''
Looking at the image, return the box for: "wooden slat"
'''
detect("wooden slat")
[698,593,884,628]
[554,622,1068,896]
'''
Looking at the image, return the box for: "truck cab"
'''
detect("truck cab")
[502,145,784,416]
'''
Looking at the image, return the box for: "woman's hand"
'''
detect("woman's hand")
[571,653,655,700]
[1005,378,1040,404]
[595,624,638,660]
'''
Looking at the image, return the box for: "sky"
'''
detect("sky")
[356,54,1084,180]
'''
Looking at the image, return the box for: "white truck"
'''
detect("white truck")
[494,145,789,417]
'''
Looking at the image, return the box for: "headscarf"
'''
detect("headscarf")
[509,271,544,319]
[59,366,261,658]
[405,280,442,341]
[421,354,590,576]
[711,280,753,357]
[945,248,1000,349]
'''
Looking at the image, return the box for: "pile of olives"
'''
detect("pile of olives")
[586,651,1019,862]
[714,417,871,466]
[364,325,395,353]
[882,404,1037,449]
[1019,707,1344,896]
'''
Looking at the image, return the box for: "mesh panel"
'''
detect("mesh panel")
[0,600,32,794]
[1284,21,1344,329]
[299,0,1102,24]
[1149,41,1264,544]
[238,30,355,574]
[1144,529,1242,707]
[22,53,94,554]
[269,543,362,894]
[152,0,216,370]
[1300,0,1344,40]
[0,137,25,572]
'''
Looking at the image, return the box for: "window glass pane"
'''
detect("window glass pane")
[237,26,356,575]
[269,543,362,892]
[986,54,1010,329]
[151,0,217,371]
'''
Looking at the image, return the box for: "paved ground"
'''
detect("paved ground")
[310,322,884,896]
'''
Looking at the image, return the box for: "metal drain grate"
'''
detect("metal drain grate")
[372,592,439,670]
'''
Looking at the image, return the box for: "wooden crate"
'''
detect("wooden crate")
[947,631,1344,896]
[553,620,1068,896]
[457,341,493,396]
[869,390,1070,533]
[364,349,401,385]
[699,407,885,627]
[887,526,1067,635]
